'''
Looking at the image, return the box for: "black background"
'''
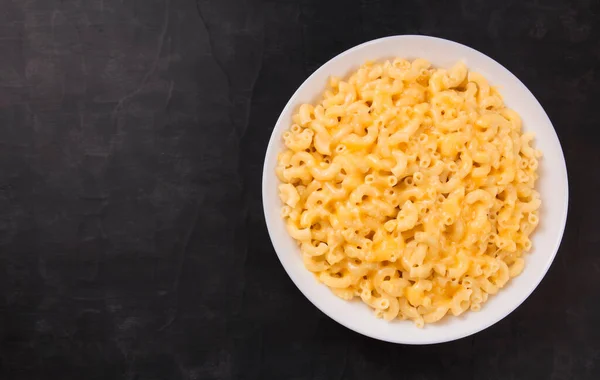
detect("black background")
[0,0,598,379]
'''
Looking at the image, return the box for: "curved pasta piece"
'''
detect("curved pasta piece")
[396,200,418,231]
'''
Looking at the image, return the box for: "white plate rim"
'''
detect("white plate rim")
[261,35,569,344]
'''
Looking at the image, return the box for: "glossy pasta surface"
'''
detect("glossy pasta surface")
[276,58,542,326]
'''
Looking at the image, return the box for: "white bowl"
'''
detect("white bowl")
[262,35,568,344]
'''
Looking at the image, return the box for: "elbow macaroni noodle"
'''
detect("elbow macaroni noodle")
[276,58,542,327]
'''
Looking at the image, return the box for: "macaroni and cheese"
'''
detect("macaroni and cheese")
[276,58,542,327]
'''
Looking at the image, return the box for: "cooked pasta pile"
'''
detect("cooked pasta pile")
[276,59,541,326]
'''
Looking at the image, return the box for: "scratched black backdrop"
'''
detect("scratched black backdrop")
[0,0,598,379]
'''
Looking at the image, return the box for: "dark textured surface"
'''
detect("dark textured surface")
[0,0,598,379]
